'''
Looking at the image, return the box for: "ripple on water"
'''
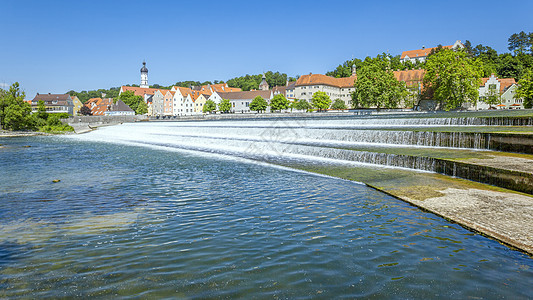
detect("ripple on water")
[1,133,532,298]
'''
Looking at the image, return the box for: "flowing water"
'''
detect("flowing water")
[1,118,532,298]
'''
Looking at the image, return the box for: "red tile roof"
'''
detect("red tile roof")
[121,86,167,97]
[85,98,113,115]
[400,45,453,59]
[393,69,425,87]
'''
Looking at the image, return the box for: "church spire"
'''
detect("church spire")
[140,61,149,88]
[259,73,269,91]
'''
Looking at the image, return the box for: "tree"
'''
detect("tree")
[497,53,523,80]
[79,105,92,116]
[0,82,34,130]
[118,91,147,115]
[270,94,289,112]
[291,99,311,112]
[36,100,48,120]
[330,99,347,110]
[516,68,533,109]
[249,96,268,113]
[484,84,502,107]
[508,31,531,56]
[352,55,408,110]
[311,91,332,111]
[203,99,217,113]
[218,99,231,113]
[423,48,483,110]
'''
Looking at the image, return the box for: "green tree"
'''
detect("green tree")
[118,91,147,115]
[291,99,311,112]
[270,94,289,112]
[516,68,533,109]
[330,99,347,110]
[484,84,501,107]
[311,91,332,111]
[0,82,35,130]
[202,99,217,113]
[249,96,268,113]
[423,48,483,110]
[508,31,531,56]
[36,100,48,120]
[498,53,523,80]
[218,99,231,113]
[352,55,408,110]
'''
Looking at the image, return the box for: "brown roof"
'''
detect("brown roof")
[121,86,165,97]
[31,93,72,106]
[109,99,134,113]
[393,69,425,87]
[32,93,71,101]
[400,45,453,59]
[296,74,356,88]
[217,90,272,100]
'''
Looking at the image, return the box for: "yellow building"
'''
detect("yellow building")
[71,95,83,115]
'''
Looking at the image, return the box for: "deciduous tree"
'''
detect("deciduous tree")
[311,91,332,111]
[516,68,533,109]
[423,49,483,110]
[249,96,268,113]
[291,99,311,112]
[352,55,408,110]
[269,94,289,112]
[0,82,34,130]
[330,99,347,110]
[202,99,217,113]
[218,99,231,113]
[118,91,147,115]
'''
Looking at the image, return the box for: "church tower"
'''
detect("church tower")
[351,64,357,76]
[259,73,269,91]
[140,61,149,88]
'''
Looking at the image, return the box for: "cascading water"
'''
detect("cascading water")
[67,117,533,194]
[65,119,494,172]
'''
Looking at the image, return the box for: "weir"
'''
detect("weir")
[68,113,533,253]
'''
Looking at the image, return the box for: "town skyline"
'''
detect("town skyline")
[1,0,532,98]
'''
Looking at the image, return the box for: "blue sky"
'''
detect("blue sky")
[1,0,532,99]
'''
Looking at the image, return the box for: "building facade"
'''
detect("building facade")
[400,40,464,64]
[476,74,522,109]
[294,73,356,107]
[30,93,74,115]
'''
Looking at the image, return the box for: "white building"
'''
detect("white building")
[476,74,522,109]
[294,67,357,107]
[217,90,273,113]
[400,40,464,64]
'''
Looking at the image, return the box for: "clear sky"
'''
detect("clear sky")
[1,0,532,99]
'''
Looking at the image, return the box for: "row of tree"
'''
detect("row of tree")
[201,92,348,114]
[67,87,120,103]
[226,71,298,91]
[0,83,73,132]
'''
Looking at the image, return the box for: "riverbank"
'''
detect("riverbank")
[0,130,52,137]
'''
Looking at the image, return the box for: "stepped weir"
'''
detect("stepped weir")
[73,112,533,254]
